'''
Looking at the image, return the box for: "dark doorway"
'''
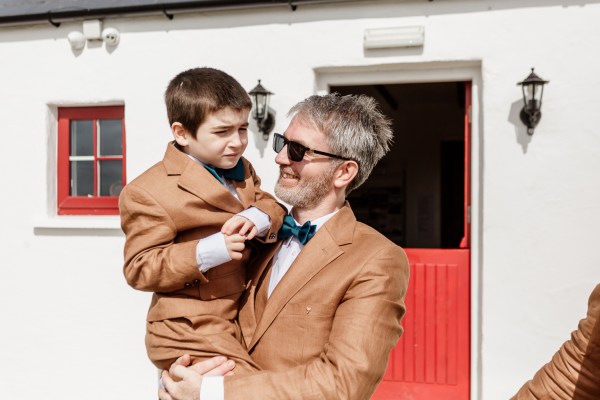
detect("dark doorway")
[332,82,466,249]
[332,81,472,400]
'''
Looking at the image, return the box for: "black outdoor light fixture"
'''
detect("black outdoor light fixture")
[517,68,549,135]
[249,79,275,140]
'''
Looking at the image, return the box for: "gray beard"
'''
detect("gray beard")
[274,170,334,210]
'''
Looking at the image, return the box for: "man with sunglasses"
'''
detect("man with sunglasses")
[159,93,410,400]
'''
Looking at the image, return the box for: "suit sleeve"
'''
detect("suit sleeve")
[119,183,206,293]
[245,161,287,243]
[223,245,410,400]
[511,284,600,400]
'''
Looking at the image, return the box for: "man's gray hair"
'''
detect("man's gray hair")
[288,93,393,194]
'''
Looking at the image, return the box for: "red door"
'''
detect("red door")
[371,82,472,400]
[372,249,470,400]
[332,81,472,400]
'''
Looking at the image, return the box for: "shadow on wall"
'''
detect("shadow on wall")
[251,106,276,158]
[508,98,533,154]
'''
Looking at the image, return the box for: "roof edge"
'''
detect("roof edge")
[0,0,358,27]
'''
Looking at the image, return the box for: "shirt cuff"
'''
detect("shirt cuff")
[196,232,232,273]
[238,206,270,237]
[200,376,224,400]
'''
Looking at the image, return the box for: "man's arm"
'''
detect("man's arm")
[160,244,409,400]
[225,245,409,400]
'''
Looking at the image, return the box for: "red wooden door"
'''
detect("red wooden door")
[372,249,470,400]
[372,82,472,400]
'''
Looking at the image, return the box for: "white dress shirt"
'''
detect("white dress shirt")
[266,211,336,297]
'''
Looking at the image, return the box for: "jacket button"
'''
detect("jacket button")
[184,282,192,288]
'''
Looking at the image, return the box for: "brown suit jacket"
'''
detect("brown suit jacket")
[120,142,286,323]
[224,204,410,400]
[512,283,600,400]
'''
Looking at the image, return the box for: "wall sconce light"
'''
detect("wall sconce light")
[249,80,275,140]
[517,68,549,135]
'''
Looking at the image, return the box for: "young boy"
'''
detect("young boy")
[119,67,286,372]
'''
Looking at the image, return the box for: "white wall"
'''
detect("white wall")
[1,1,599,399]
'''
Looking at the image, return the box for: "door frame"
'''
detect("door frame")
[315,61,483,400]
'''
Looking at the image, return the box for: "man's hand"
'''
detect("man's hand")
[159,355,236,400]
[221,215,258,240]
[224,233,246,261]
[169,354,236,377]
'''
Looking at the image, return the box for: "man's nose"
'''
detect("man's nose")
[275,144,290,165]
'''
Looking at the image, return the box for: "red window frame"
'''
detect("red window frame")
[57,106,126,215]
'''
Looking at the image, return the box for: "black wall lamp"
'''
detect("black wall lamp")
[249,80,275,140]
[517,68,549,135]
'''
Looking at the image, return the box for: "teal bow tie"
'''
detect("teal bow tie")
[277,215,317,245]
[203,159,245,185]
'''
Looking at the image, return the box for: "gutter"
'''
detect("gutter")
[0,0,359,27]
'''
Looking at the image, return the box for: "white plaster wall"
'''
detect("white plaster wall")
[0,1,599,399]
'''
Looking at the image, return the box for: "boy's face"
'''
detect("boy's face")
[175,107,249,169]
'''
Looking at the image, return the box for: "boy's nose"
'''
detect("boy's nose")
[229,133,243,148]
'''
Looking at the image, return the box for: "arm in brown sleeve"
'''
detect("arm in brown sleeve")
[119,183,205,293]
[511,284,600,400]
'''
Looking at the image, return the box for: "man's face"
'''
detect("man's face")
[274,117,338,209]
[184,107,249,169]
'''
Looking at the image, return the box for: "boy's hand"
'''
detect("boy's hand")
[221,215,259,240]
[224,233,246,260]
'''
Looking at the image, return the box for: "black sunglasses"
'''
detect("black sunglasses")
[273,133,351,162]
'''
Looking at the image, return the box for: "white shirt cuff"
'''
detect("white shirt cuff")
[196,232,232,273]
[200,376,224,400]
[238,206,270,237]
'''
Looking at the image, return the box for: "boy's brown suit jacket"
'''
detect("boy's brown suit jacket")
[120,142,286,323]
[225,204,410,400]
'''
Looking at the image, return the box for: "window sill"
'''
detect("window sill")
[33,216,123,233]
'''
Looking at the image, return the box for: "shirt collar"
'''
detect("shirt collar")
[290,208,338,232]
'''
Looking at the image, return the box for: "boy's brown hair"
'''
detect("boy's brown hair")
[165,67,252,137]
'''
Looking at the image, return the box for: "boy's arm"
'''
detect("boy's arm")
[119,183,206,293]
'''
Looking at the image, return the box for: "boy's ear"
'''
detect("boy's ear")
[333,160,359,191]
[171,122,190,147]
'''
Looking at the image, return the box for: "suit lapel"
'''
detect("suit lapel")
[232,159,256,209]
[248,206,356,350]
[163,142,244,214]
[238,243,281,347]
[178,162,244,213]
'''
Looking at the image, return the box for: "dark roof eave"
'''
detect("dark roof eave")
[0,0,348,27]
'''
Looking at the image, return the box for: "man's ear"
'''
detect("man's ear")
[171,122,190,147]
[333,160,359,190]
